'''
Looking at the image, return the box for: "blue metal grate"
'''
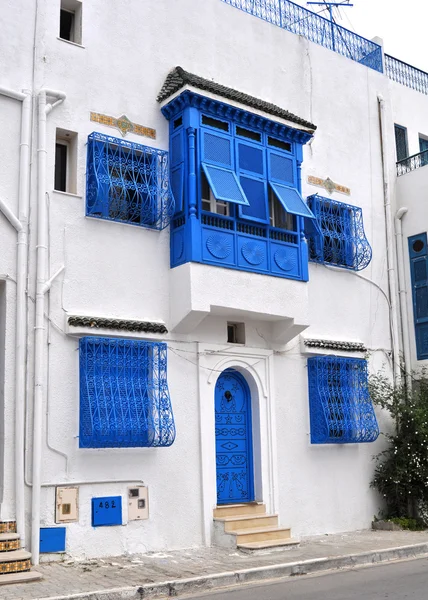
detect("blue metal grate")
[221,0,383,73]
[203,132,232,166]
[86,132,174,230]
[386,54,428,96]
[307,194,372,271]
[269,152,294,185]
[307,356,379,444]
[79,337,176,448]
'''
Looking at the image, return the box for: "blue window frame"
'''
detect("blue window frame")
[307,356,379,444]
[86,132,174,230]
[408,233,428,360]
[79,337,175,448]
[394,124,408,162]
[163,91,317,282]
[306,195,372,271]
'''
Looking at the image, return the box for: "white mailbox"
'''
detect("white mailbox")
[128,486,149,521]
[56,487,79,523]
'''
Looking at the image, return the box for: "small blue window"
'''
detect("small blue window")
[86,132,174,230]
[308,356,379,444]
[408,233,428,360]
[79,337,176,448]
[307,195,372,271]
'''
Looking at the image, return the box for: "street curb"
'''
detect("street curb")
[38,542,428,600]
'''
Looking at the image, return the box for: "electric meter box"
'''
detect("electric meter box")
[128,486,149,521]
[55,487,79,523]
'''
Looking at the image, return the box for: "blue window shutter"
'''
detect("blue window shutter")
[268,149,295,185]
[270,182,315,219]
[409,233,428,360]
[237,142,265,176]
[202,163,250,206]
[171,165,184,213]
[239,177,269,222]
[308,356,379,444]
[202,131,233,167]
[79,337,176,448]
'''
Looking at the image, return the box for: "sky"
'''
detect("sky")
[293,0,428,72]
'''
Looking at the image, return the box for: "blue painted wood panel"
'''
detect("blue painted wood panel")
[215,370,254,504]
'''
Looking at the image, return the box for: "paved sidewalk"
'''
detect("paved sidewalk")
[3,530,428,600]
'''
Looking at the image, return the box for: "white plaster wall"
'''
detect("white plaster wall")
[0,0,409,556]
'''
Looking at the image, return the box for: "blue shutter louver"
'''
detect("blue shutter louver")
[79,337,176,448]
[409,233,428,360]
[308,356,379,444]
[202,163,250,206]
[86,132,175,230]
[307,194,372,271]
[270,183,315,219]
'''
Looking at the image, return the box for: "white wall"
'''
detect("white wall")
[0,0,404,557]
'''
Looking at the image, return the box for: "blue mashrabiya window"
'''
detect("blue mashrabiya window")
[307,356,379,444]
[197,116,315,225]
[306,195,372,271]
[86,132,174,230]
[79,337,175,448]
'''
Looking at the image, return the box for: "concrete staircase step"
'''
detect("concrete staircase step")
[233,526,292,544]
[213,503,266,518]
[222,514,279,532]
[0,550,31,563]
[0,534,20,542]
[238,538,300,551]
[0,570,43,585]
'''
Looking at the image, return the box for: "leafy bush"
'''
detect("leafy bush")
[370,371,428,521]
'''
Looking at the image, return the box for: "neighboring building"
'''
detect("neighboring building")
[0,0,426,570]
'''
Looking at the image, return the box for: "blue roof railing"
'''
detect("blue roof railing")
[221,0,383,73]
[385,54,428,96]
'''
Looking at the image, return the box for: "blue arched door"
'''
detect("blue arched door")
[215,369,254,504]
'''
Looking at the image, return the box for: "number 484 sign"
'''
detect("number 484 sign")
[92,496,122,527]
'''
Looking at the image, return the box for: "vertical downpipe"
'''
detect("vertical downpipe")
[31,90,47,565]
[15,91,32,548]
[378,95,401,384]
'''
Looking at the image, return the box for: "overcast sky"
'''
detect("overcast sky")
[293,0,428,72]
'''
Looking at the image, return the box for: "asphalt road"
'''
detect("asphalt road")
[184,557,428,599]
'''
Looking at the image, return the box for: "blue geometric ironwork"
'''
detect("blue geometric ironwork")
[79,337,175,448]
[306,194,372,271]
[386,54,428,96]
[221,0,383,73]
[307,356,379,444]
[86,132,174,230]
[215,369,254,503]
[397,149,428,177]
[165,91,313,281]
[408,233,428,361]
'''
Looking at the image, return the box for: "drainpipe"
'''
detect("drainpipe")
[378,94,401,384]
[31,89,65,566]
[395,207,412,392]
[0,87,32,548]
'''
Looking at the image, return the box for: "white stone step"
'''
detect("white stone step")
[0,533,20,542]
[0,550,31,563]
[220,514,279,532]
[232,525,292,544]
[0,570,42,585]
[238,538,300,551]
[213,503,266,518]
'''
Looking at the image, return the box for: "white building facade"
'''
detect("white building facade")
[0,0,425,567]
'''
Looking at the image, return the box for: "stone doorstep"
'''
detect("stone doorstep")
[0,571,43,586]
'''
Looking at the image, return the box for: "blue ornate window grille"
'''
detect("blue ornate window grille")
[164,91,317,281]
[306,195,372,271]
[386,54,428,96]
[86,132,174,230]
[408,233,428,361]
[307,356,379,444]
[221,0,383,73]
[79,337,175,448]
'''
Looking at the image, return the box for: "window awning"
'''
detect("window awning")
[202,163,250,206]
[270,182,315,219]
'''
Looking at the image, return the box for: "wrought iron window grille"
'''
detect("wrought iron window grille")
[86,132,174,230]
[394,124,409,163]
[79,337,175,448]
[307,356,379,444]
[306,194,372,271]
[221,0,383,73]
[397,149,428,177]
